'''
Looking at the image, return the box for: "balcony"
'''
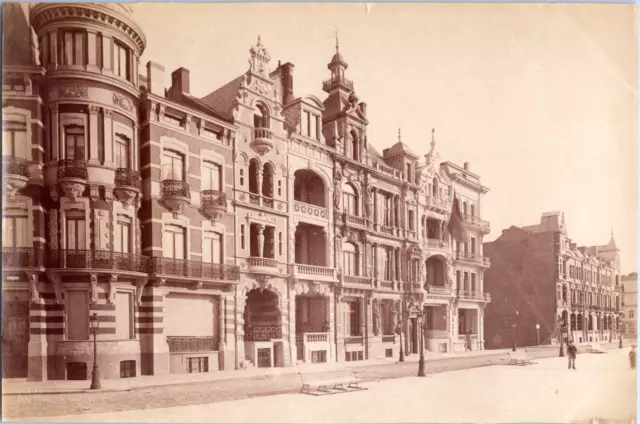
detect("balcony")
[425,284,452,297]
[322,74,354,92]
[3,156,30,198]
[454,251,491,267]
[237,191,285,211]
[201,190,228,222]
[252,127,274,155]
[343,274,372,286]
[293,201,328,221]
[245,325,282,342]
[161,179,191,216]
[47,249,150,274]
[293,264,336,282]
[114,168,141,207]
[3,247,44,270]
[150,257,240,281]
[379,225,394,236]
[427,196,450,213]
[424,238,450,255]
[379,280,394,290]
[342,213,366,228]
[247,256,279,274]
[457,290,491,303]
[463,215,490,233]
[57,159,88,201]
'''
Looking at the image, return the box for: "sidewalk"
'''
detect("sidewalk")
[2,348,513,396]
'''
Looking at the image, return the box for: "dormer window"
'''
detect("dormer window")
[300,110,320,140]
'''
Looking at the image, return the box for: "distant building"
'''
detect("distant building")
[621,273,637,339]
[483,212,621,349]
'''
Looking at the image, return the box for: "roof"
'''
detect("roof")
[199,75,245,121]
[384,141,418,159]
[177,93,233,123]
[3,4,33,67]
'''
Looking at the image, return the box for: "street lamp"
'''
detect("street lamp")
[417,311,426,377]
[512,310,519,352]
[536,323,540,346]
[89,312,101,390]
[398,319,405,362]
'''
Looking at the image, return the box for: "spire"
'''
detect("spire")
[431,128,436,150]
[335,29,340,54]
[257,34,262,46]
[398,128,402,143]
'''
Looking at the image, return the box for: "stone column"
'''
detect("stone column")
[88,106,100,165]
[138,281,170,376]
[101,34,112,72]
[365,296,373,359]
[219,295,235,370]
[335,295,345,362]
[132,122,139,170]
[86,30,99,72]
[256,168,263,202]
[288,288,298,364]
[49,30,58,70]
[328,295,335,362]
[372,188,378,227]
[27,274,49,381]
[235,289,246,368]
[103,109,114,166]
[257,224,264,258]
[51,105,60,160]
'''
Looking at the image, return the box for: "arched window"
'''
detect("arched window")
[248,159,259,194]
[342,184,357,216]
[432,178,438,197]
[470,204,476,217]
[462,202,468,216]
[350,130,359,161]
[253,103,269,129]
[342,242,358,276]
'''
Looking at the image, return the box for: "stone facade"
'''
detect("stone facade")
[483,212,622,349]
[2,4,491,381]
[620,273,637,339]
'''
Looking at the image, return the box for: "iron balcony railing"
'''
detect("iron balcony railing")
[201,190,227,207]
[3,247,44,268]
[150,257,240,281]
[57,159,88,179]
[47,249,150,273]
[322,74,354,91]
[161,179,190,198]
[3,156,29,177]
[245,325,282,342]
[115,168,142,189]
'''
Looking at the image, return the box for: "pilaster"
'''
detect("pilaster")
[88,106,100,165]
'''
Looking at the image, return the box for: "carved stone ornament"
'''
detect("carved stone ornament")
[135,278,149,306]
[108,275,118,304]
[27,273,43,304]
[89,185,100,202]
[90,274,98,304]
[372,298,381,336]
[47,272,64,304]
[50,187,59,203]
[59,86,88,98]
[193,281,203,290]
[60,181,85,201]
[112,92,134,111]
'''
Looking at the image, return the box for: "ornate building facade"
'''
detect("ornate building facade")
[620,273,637,339]
[2,4,491,381]
[483,212,621,349]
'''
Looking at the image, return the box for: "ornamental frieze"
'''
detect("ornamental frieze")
[113,93,134,111]
[58,85,88,98]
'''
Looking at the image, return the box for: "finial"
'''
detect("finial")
[257,35,262,46]
[398,128,401,143]
[335,29,340,53]
[431,128,436,149]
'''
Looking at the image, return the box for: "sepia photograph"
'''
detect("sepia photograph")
[1,2,638,422]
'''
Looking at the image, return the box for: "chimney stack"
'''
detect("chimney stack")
[463,162,469,171]
[146,61,165,96]
[171,67,190,95]
[281,62,295,105]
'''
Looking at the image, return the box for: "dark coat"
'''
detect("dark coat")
[568,345,578,358]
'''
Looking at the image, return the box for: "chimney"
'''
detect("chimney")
[281,62,295,105]
[146,61,165,96]
[463,162,469,171]
[171,67,190,95]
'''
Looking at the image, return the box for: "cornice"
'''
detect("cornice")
[451,173,489,194]
[31,3,146,55]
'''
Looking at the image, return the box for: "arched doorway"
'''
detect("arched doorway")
[293,169,326,207]
[244,288,282,368]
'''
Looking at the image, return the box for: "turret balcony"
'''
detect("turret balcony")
[252,127,274,155]
[322,74,354,92]
[3,156,30,198]
[57,159,88,201]
[161,179,191,216]
[463,214,491,234]
[114,168,141,207]
[201,190,228,222]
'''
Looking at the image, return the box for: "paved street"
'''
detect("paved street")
[5,349,636,423]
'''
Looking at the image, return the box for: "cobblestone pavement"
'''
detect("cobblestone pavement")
[3,352,513,419]
[11,349,637,423]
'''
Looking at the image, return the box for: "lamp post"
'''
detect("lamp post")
[89,312,101,390]
[398,319,405,362]
[536,323,540,346]
[417,311,426,377]
[512,310,519,352]
[559,319,565,357]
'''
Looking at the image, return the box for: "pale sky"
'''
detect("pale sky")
[132,3,638,273]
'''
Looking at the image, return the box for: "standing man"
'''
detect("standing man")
[567,339,578,370]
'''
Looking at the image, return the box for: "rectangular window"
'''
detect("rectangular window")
[115,291,134,340]
[162,150,184,181]
[2,215,28,248]
[240,169,245,186]
[471,274,476,292]
[163,224,185,260]
[300,111,308,136]
[408,210,415,231]
[384,196,391,226]
[383,247,392,281]
[310,114,318,139]
[114,135,130,169]
[202,161,222,191]
[66,290,89,341]
[187,357,209,373]
[114,41,130,81]
[240,225,245,250]
[114,215,131,254]
[2,121,28,159]
[65,125,86,160]
[470,237,476,254]
[346,301,360,336]
[203,231,222,264]
[456,271,461,289]
[278,232,283,256]
[277,180,282,197]
[65,212,86,250]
